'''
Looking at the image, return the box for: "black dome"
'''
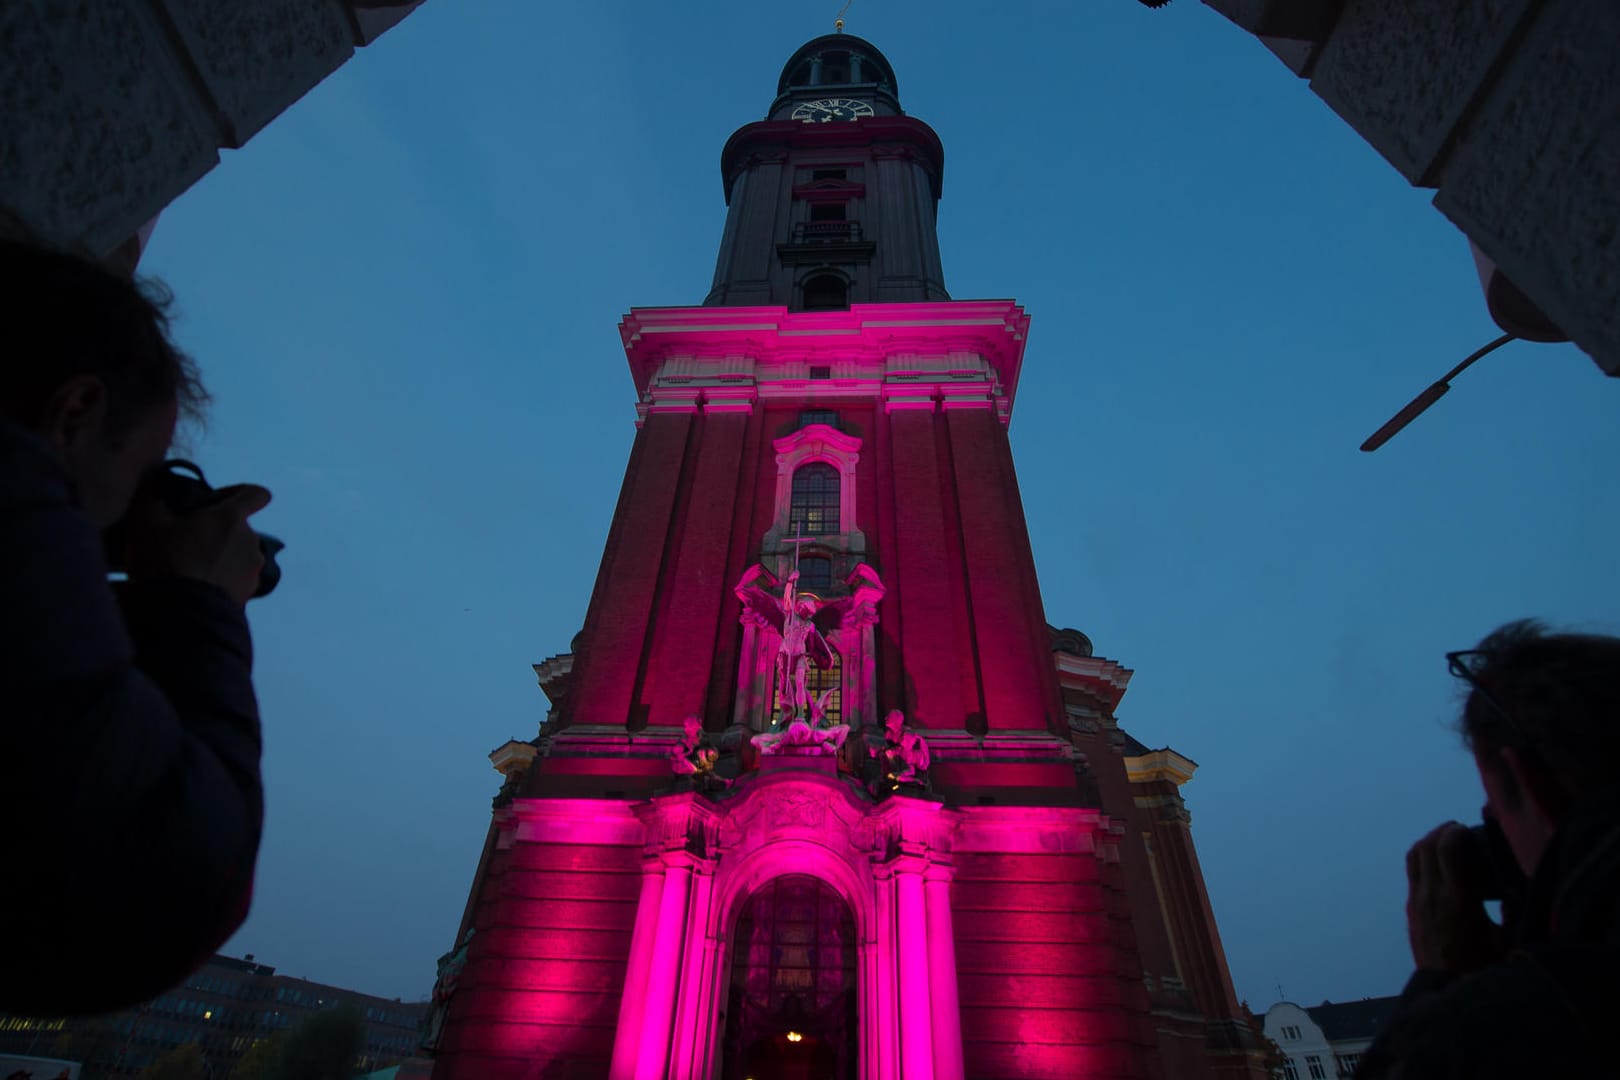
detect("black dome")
[776,33,898,98]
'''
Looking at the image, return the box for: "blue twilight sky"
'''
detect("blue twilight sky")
[140,1,1618,1010]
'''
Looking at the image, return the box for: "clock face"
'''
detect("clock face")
[791,98,874,123]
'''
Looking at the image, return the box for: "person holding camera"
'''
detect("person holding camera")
[1356,620,1620,1078]
[0,239,271,1013]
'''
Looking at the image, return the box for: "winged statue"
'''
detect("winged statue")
[735,563,856,723]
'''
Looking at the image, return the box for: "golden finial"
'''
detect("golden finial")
[835,0,852,31]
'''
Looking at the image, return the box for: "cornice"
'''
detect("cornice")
[1123,747,1199,786]
[531,652,574,705]
[1053,652,1134,710]
[620,300,1030,421]
[719,115,944,203]
[773,421,863,458]
[489,739,538,775]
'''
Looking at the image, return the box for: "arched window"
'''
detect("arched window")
[801,274,848,311]
[820,51,851,84]
[790,463,840,536]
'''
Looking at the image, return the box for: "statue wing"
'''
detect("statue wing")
[812,596,854,635]
[739,586,787,634]
[807,628,835,670]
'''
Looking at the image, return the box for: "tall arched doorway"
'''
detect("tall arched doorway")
[721,874,857,1080]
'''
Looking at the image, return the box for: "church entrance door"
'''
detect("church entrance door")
[720,874,857,1080]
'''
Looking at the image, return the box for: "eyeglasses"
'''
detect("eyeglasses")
[1446,649,1522,742]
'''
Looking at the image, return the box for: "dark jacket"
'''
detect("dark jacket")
[0,420,263,1014]
[1356,788,1620,1078]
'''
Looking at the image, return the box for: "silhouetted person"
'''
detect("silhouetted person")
[1357,620,1620,1078]
[0,239,270,1013]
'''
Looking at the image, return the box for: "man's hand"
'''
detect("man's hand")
[787,570,800,584]
[123,485,272,607]
[1405,821,1505,973]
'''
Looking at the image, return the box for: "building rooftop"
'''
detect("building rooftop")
[1306,996,1401,1041]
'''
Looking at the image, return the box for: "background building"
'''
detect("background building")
[1264,997,1400,1079]
[428,31,1269,1080]
[0,953,426,1079]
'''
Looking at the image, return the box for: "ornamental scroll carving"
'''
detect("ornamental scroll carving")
[714,776,869,856]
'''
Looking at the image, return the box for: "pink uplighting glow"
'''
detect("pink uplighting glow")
[432,280,1259,1078]
[435,763,1164,1080]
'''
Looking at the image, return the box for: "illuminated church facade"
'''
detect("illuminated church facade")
[428,32,1268,1080]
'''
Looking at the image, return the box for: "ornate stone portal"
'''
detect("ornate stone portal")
[488,763,1128,1080]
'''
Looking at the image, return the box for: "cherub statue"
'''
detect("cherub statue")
[420,927,475,1051]
[670,715,729,791]
[870,708,931,793]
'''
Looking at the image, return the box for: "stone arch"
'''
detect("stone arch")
[710,834,874,946]
[681,773,892,1078]
[799,268,851,311]
[721,872,861,1079]
[766,422,864,555]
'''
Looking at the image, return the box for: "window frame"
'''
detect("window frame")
[768,423,863,551]
[800,271,849,311]
[788,461,842,537]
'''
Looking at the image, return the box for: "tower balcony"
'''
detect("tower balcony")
[792,219,864,244]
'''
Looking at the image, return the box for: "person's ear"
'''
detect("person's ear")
[40,375,109,453]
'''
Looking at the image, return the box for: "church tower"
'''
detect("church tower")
[427,32,1268,1080]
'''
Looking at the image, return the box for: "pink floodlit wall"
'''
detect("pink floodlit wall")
[553,299,1069,743]
[429,295,1252,1078]
[433,766,1171,1080]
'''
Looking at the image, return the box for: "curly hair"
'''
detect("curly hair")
[0,238,209,437]
[1458,619,1620,803]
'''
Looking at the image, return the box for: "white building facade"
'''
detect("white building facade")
[1264,997,1400,1079]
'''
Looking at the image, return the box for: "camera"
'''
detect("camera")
[106,459,285,598]
[1459,818,1528,906]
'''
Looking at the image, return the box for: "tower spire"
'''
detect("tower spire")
[835,0,852,32]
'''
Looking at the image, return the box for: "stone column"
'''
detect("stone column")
[859,620,879,731]
[667,860,718,1077]
[885,401,968,727]
[925,865,964,1080]
[633,855,693,1080]
[945,406,1062,730]
[609,859,667,1080]
[646,405,750,726]
[894,859,935,1079]
[871,865,902,1080]
[731,621,761,728]
[571,411,695,728]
